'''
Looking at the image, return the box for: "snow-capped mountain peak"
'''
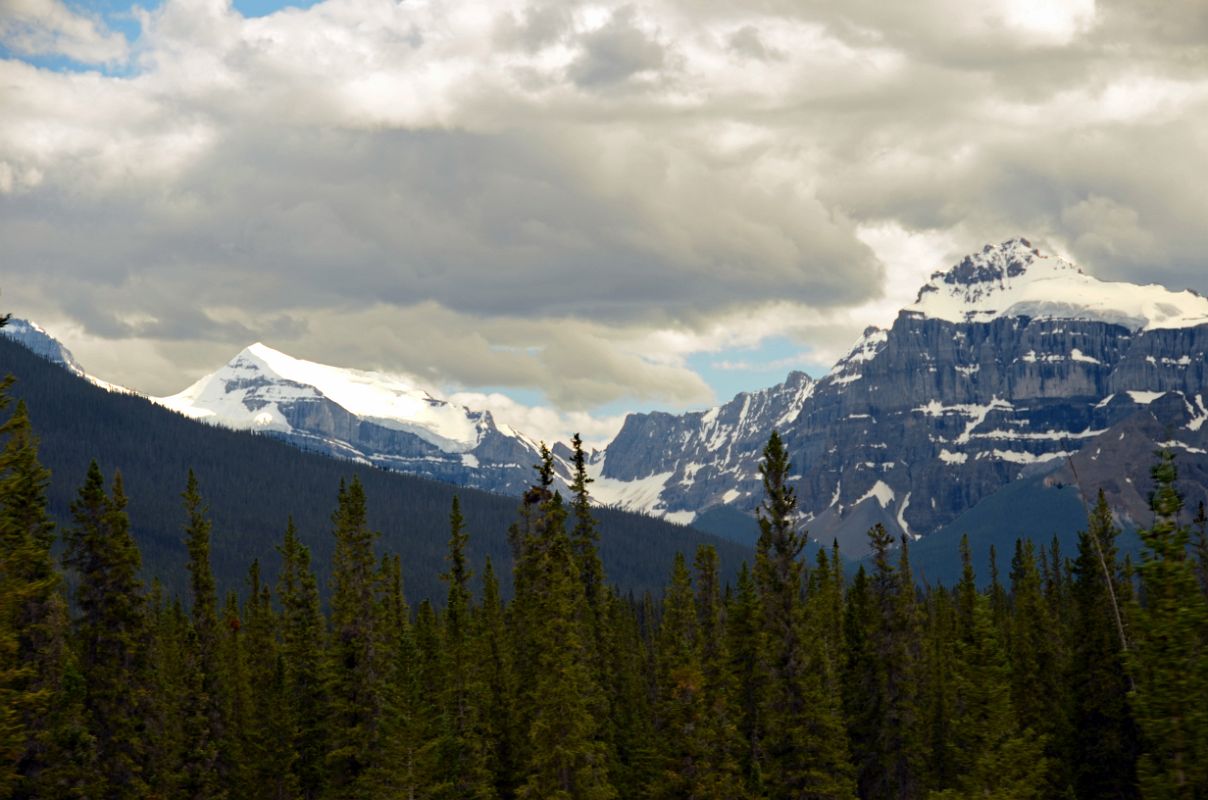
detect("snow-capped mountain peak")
[156,343,486,453]
[1,318,87,376]
[908,237,1208,331]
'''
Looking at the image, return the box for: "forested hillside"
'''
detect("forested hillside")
[0,335,750,603]
[3,357,1208,798]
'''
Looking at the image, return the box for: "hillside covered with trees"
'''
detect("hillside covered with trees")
[0,334,750,603]
[3,344,1208,798]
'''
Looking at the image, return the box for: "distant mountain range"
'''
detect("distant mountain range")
[6,238,1208,555]
[0,333,750,603]
[592,238,1208,554]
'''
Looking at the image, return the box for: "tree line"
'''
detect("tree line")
[2,372,1208,799]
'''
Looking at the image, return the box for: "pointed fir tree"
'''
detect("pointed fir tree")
[651,553,710,799]
[63,464,150,798]
[477,558,520,799]
[1006,538,1065,793]
[516,478,616,800]
[1069,491,1139,799]
[754,432,855,799]
[324,477,398,797]
[0,399,94,799]
[431,496,495,799]
[180,470,231,800]
[276,518,327,800]
[240,560,297,800]
[727,561,766,794]
[1127,451,1208,797]
[693,545,746,799]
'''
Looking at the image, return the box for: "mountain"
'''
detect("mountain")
[153,342,559,497]
[0,333,752,603]
[1,317,89,376]
[595,238,1208,554]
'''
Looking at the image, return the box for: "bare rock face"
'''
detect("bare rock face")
[597,239,1208,554]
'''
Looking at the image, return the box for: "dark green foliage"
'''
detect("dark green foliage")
[432,496,495,799]
[0,335,748,605]
[754,431,855,800]
[512,452,615,800]
[1069,491,1139,799]
[324,477,397,797]
[277,519,327,800]
[0,398,93,798]
[8,386,1208,800]
[853,525,925,800]
[1128,451,1208,798]
[64,463,150,798]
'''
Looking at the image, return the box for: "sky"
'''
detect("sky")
[2,0,1208,447]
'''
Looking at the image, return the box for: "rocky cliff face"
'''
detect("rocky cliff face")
[598,239,1208,553]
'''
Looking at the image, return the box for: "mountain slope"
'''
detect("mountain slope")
[153,342,556,497]
[0,335,751,603]
[596,238,1208,554]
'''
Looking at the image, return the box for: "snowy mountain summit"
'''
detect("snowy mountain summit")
[154,343,551,496]
[593,238,1208,552]
[0,318,87,376]
[158,343,493,452]
[908,237,1208,331]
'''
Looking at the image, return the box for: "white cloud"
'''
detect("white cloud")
[0,0,128,63]
[2,0,1208,436]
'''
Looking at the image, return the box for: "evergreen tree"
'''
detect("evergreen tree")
[1069,491,1139,799]
[241,560,297,800]
[277,519,327,800]
[180,470,230,800]
[651,553,710,798]
[754,432,855,799]
[929,537,1047,799]
[64,463,150,798]
[728,558,766,794]
[693,545,745,798]
[603,589,657,798]
[433,496,495,799]
[855,526,926,800]
[144,582,189,799]
[516,470,615,800]
[324,477,396,797]
[1128,451,1208,797]
[931,590,1048,800]
[477,558,519,799]
[0,398,93,798]
[1006,539,1064,792]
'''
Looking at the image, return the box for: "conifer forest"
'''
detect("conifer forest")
[3,363,1208,800]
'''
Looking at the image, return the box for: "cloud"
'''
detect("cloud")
[2,0,1208,436]
[567,5,666,88]
[0,0,128,63]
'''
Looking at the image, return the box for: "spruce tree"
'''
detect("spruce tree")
[64,463,150,798]
[516,473,615,800]
[324,477,395,797]
[433,496,495,799]
[1069,491,1139,799]
[932,590,1048,800]
[241,560,297,800]
[180,470,230,800]
[477,558,519,799]
[652,553,710,798]
[727,561,766,793]
[854,527,925,800]
[1006,538,1065,793]
[277,518,327,800]
[693,545,745,798]
[754,432,855,799]
[1128,451,1208,797]
[0,399,93,798]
